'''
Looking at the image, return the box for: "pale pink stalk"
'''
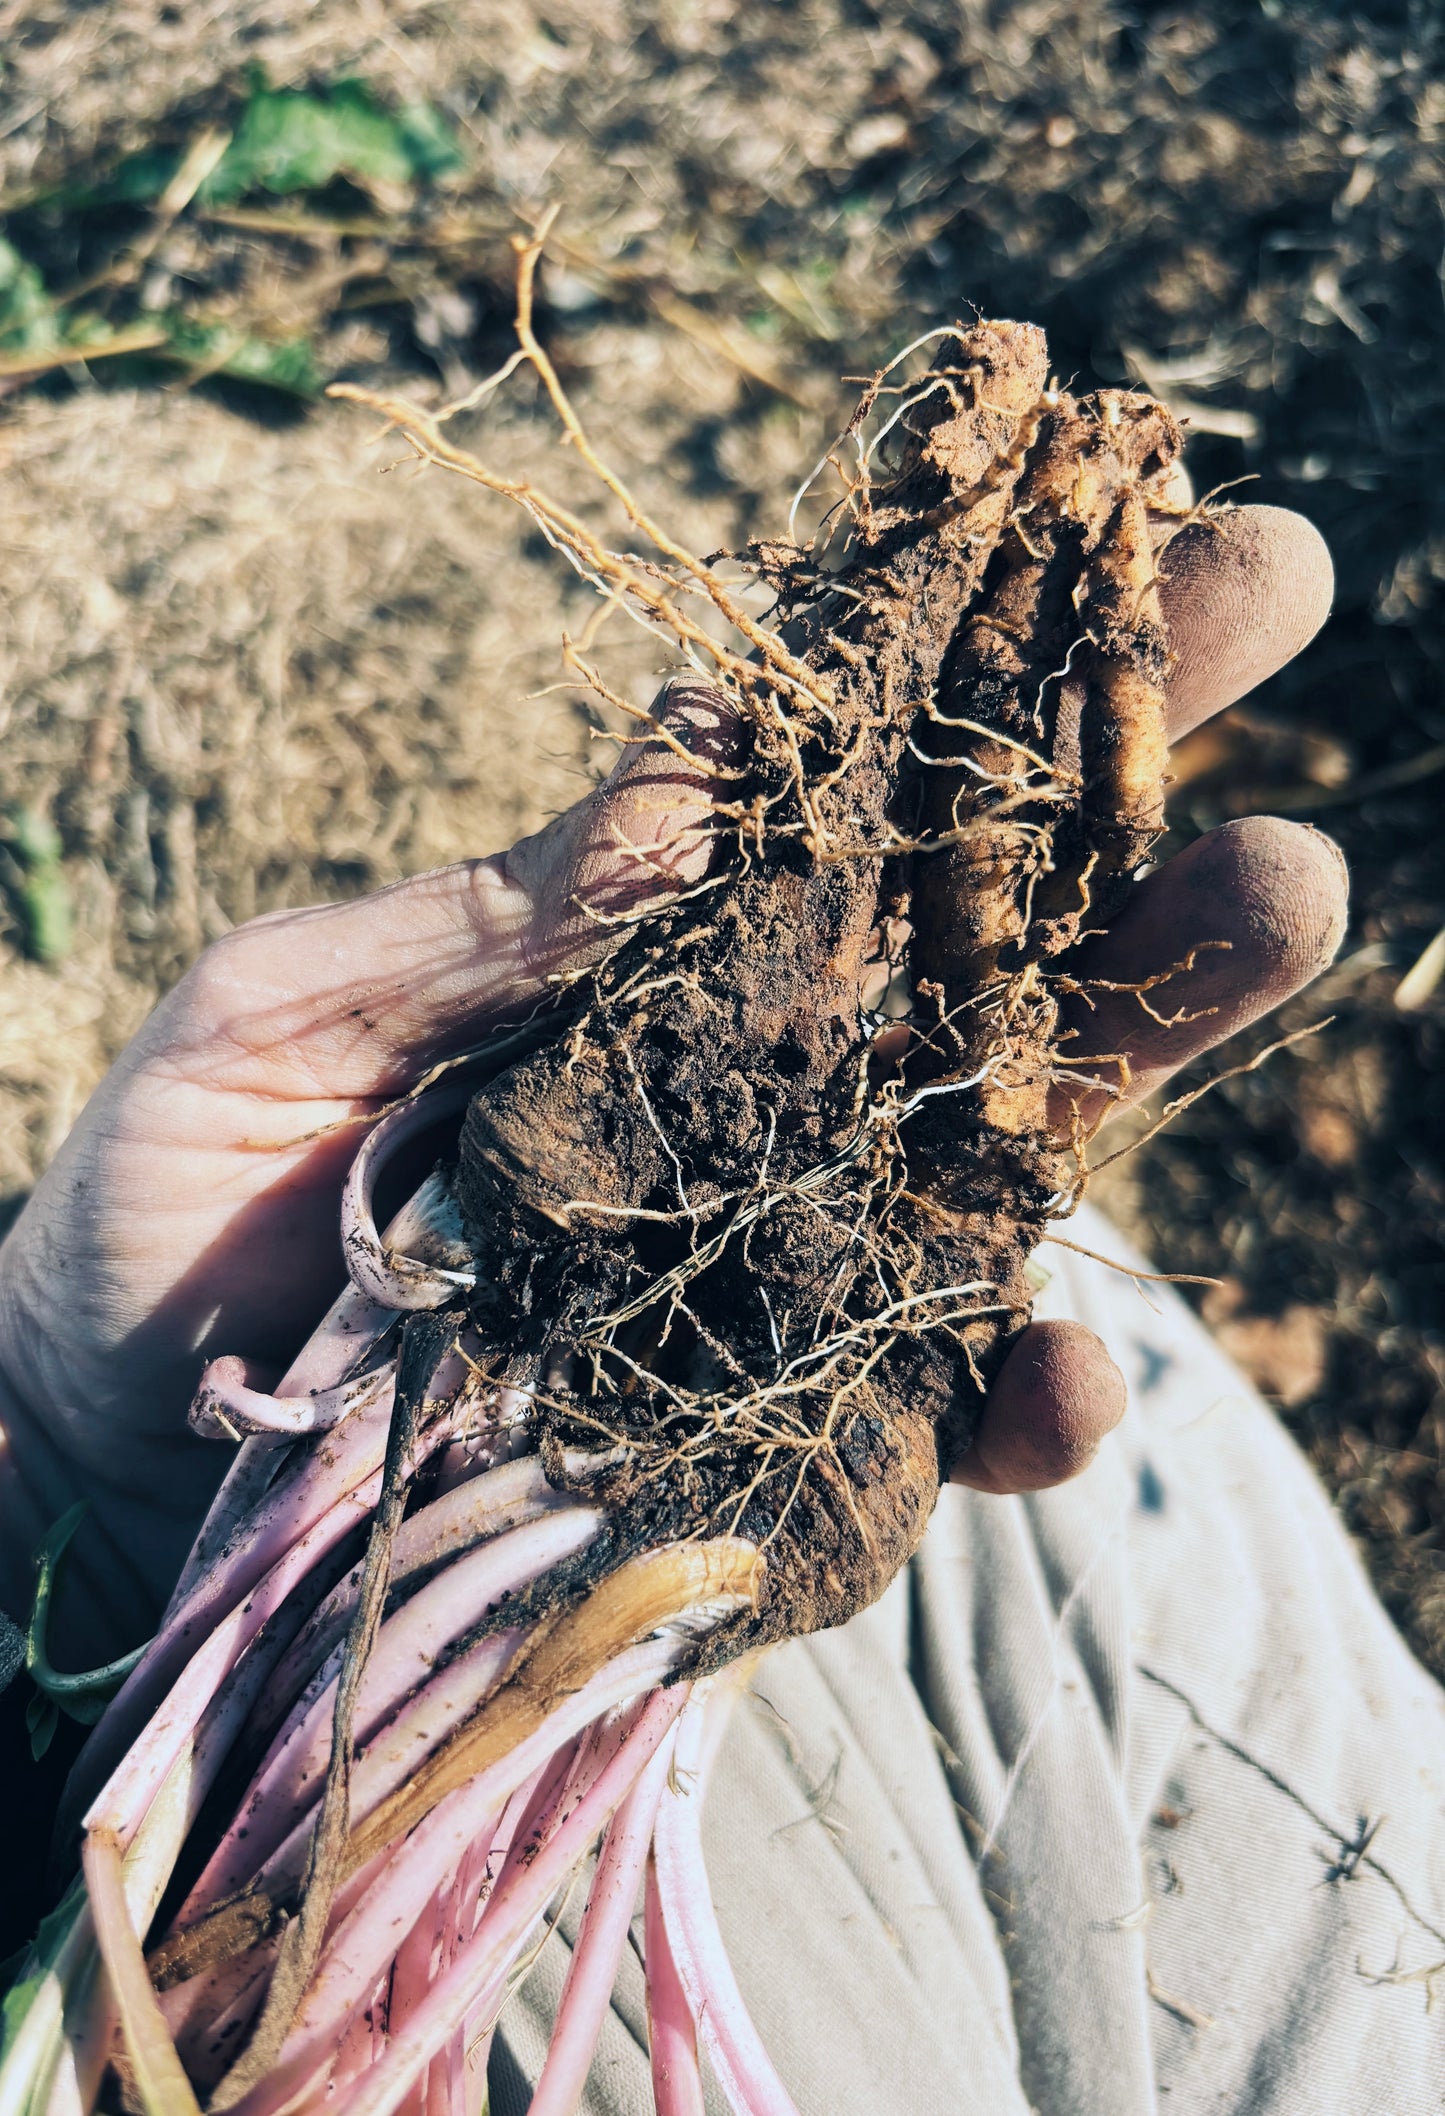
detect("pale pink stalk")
[287,1690,689,2116]
[644,1855,706,2116]
[327,1977,391,2104]
[188,1356,392,1441]
[228,1654,684,2116]
[273,1502,599,1794]
[88,1097,477,1812]
[279,1281,400,1399]
[84,1460,388,1850]
[425,2050,453,2116]
[258,1454,593,1722]
[164,1284,398,1620]
[340,1092,477,1312]
[408,1774,531,2116]
[388,1884,446,2116]
[182,1623,523,1926]
[85,1388,482,1859]
[165,1953,273,2093]
[494,1736,589,1889]
[432,1830,491,2116]
[651,1702,800,2116]
[71,1375,403,1824]
[152,1538,344,1868]
[528,1737,672,2116]
[183,1507,599,1910]
[81,1832,203,2116]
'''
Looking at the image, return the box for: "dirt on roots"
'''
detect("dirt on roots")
[448,322,1182,1656]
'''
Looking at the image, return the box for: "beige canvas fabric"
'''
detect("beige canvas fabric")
[493,1206,1445,2115]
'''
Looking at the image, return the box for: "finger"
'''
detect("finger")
[1054,814,1348,1131]
[950,1319,1126,1493]
[502,678,743,987]
[167,678,742,1100]
[1157,504,1333,740]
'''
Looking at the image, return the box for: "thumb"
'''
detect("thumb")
[500,676,745,1001]
[156,678,744,1102]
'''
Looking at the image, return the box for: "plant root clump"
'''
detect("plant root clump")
[450,315,1183,1666]
[6,300,1195,2116]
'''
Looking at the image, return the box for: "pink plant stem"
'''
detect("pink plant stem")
[388,1889,444,2034]
[340,1092,477,1311]
[528,1737,673,2116]
[165,1952,273,2092]
[644,1854,707,2116]
[229,1662,684,2116]
[182,1507,600,1911]
[81,1831,203,2116]
[258,1454,576,1718]
[651,1700,800,2116]
[164,1286,398,1620]
[182,1622,524,1927]
[405,1807,498,2116]
[85,1390,480,1862]
[431,1826,493,2116]
[290,1688,690,2116]
[84,1461,389,1851]
[160,1941,268,2049]
[495,1738,587,1888]
[166,1102,471,1629]
[188,1357,392,1441]
[327,1977,391,2105]
[224,1634,675,1968]
[281,1284,401,1399]
[387,1885,446,2116]
[71,1374,404,1826]
[426,2050,453,2116]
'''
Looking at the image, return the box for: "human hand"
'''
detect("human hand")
[0,503,1345,1661]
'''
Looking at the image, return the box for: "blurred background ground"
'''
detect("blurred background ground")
[1,0,1442,1674]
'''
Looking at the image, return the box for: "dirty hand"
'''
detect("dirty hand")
[0,505,1346,1660]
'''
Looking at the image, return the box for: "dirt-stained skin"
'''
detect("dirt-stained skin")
[454,319,1183,1659]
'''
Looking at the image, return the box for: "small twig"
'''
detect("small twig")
[1146,1966,1214,2030]
[1139,1666,1445,1950]
[1040,1232,1219,1289]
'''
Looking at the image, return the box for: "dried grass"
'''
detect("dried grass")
[0,390,644,1197]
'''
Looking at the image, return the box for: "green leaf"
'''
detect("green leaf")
[5,812,61,871]
[394,101,467,183]
[53,80,462,215]
[197,79,463,204]
[24,1503,150,1715]
[0,1881,86,2053]
[25,1691,59,1761]
[159,317,322,398]
[16,869,71,966]
[2,809,72,964]
[0,237,59,356]
[59,147,186,211]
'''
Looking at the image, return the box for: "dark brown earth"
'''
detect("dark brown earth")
[454,324,1182,1652]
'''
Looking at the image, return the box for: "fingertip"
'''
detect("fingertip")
[510,676,746,924]
[599,675,746,791]
[951,1318,1126,1494]
[1151,813,1349,1007]
[1054,813,1350,1122]
[1160,504,1334,737]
